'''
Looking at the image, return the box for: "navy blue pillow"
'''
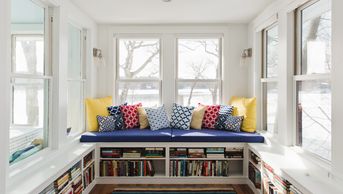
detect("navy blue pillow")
[107,103,127,129]
[215,114,243,132]
[97,115,116,132]
[170,103,194,130]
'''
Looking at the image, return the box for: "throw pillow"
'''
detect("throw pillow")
[215,114,243,132]
[97,115,117,132]
[219,105,234,115]
[120,103,142,129]
[190,105,206,129]
[170,103,194,130]
[229,96,256,132]
[85,96,112,131]
[201,104,221,129]
[214,105,234,130]
[107,103,127,130]
[137,107,149,129]
[145,105,170,131]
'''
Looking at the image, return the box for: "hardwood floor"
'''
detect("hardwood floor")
[90,184,254,194]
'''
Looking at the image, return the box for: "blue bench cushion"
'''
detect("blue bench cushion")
[80,128,172,142]
[171,129,264,143]
[80,128,264,143]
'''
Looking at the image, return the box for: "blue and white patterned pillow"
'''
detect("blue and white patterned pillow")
[97,115,116,132]
[219,105,234,115]
[170,103,194,130]
[107,103,127,129]
[145,105,170,131]
[215,114,243,132]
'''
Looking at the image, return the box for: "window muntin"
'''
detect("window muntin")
[10,0,50,164]
[177,38,221,106]
[261,24,279,132]
[67,24,85,135]
[116,38,161,106]
[295,0,331,161]
[299,1,332,75]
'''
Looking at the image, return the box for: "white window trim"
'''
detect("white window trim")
[114,37,163,105]
[67,23,87,137]
[293,0,332,162]
[175,37,223,105]
[261,23,279,133]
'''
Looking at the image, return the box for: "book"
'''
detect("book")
[100,160,155,177]
[170,160,229,177]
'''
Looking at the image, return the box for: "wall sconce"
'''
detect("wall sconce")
[93,48,105,67]
[240,48,252,67]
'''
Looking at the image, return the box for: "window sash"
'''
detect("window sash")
[262,23,278,78]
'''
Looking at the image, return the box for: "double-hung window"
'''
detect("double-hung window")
[295,0,332,161]
[116,38,161,106]
[261,24,279,133]
[67,23,86,135]
[177,38,222,106]
[10,0,51,164]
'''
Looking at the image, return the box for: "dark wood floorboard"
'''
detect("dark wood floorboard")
[90,184,254,194]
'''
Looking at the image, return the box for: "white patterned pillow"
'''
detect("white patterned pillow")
[97,115,116,132]
[170,103,194,130]
[145,105,170,131]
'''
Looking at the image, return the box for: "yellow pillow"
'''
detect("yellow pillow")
[190,105,206,129]
[138,107,149,129]
[85,96,112,132]
[229,96,256,133]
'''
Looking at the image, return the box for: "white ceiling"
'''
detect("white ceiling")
[70,0,275,24]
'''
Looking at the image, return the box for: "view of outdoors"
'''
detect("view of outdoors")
[298,1,331,160]
[117,39,160,106]
[177,39,220,106]
[10,0,47,164]
[265,82,278,133]
[265,26,278,78]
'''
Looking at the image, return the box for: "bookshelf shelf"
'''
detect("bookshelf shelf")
[170,158,243,161]
[84,160,95,171]
[100,157,166,160]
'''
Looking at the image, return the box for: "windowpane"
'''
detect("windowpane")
[118,82,160,107]
[300,1,331,74]
[178,39,220,79]
[14,36,44,75]
[68,24,82,79]
[296,80,331,160]
[264,82,278,132]
[177,82,219,106]
[265,26,279,78]
[118,39,160,79]
[67,81,84,134]
[10,78,49,164]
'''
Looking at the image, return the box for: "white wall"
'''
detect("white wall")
[0,0,11,193]
[96,24,250,109]
[248,0,343,182]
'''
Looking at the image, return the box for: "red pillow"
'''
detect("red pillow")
[200,104,220,129]
[120,103,142,129]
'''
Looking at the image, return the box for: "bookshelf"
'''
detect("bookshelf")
[39,149,95,194]
[83,150,95,190]
[97,145,245,181]
[248,149,303,194]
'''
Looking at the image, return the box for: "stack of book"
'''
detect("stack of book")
[70,163,81,180]
[100,160,155,177]
[290,185,303,194]
[101,148,122,158]
[83,152,93,168]
[39,183,55,194]
[206,148,225,158]
[170,148,187,158]
[54,172,70,193]
[144,148,164,158]
[225,147,244,158]
[60,185,73,194]
[248,162,261,189]
[122,148,142,158]
[250,151,261,166]
[72,175,83,194]
[188,148,205,158]
[262,162,292,194]
[83,163,94,188]
[170,160,229,177]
